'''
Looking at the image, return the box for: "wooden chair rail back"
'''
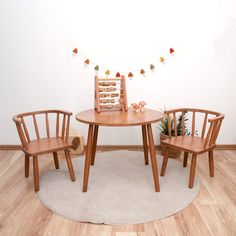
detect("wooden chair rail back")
[165,108,224,147]
[13,110,72,147]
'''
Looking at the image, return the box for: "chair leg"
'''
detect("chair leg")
[160,146,170,176]
[33,156,39,192]
[189,154,197,188]
[53,152,59,169]
[64,149,75,182]
[25,155,30,178]
[208,150,214,177]
[183,152,188,167]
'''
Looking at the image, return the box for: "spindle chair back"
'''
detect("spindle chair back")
[13,110,78,192]
[160,108,224,188]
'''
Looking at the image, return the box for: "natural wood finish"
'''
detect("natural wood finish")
[120,75,128,112]
[33,156,39,192]
[173,112,177,137]
[189,154,197,188]
[76,108,163,127]
[45,113,50,138]
[25,154,30,177]
[21,117,30,142]
[183,152,188,167]
[201,113,208,138]
[64,149,75,182]
[53,152,59,169]
[33,114,40,139]
[192,111,195,136]
[181,111,185,136]
[161,108,224,189]
[77,109,163,192]
[1,149,236,235]
[147,124,160,192]
[12,110,77,192]
[91,125,99,166]
[83,124,94,192]
[141,125,149,165]
[160,146,169,176]
[61,114,66,140]
[1,144,236,151]
[208,150,214,177]
[56,113,59,138]
[167,114,171,138]
[94,75,128,112]
[65,115,70,142]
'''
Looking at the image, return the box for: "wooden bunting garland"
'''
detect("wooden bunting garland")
[72,47,175,78]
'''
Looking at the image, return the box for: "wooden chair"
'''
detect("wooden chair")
[160,108,224,188]
[13,110,79,192]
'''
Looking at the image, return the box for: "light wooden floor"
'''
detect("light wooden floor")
[0,149,236,236]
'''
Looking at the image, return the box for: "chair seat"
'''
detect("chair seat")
[162,136,215,154]
[23,137,72,156]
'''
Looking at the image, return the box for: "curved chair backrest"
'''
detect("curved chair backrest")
[13,110,72,148]
[165,108,224,148]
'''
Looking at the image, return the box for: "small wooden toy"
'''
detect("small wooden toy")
[94,75,128,112]
[131,101,147,112]
[131,103,140,112]
[139,101,147,112]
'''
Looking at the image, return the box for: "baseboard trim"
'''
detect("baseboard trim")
[0,144,236,151]
[215,144,236,150]
[96,144,236,150]
[0,145,22,150]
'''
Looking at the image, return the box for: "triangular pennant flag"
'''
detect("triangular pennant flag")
[105,70,110,75]
[170,48,175,54]
[94,65,99,71]
[150,64,155,70]
[72,48,78,54]
[128,72,133,78]
[84,59,90,64]
[140,69,145,75]
[116,72,121,77]
[160,57,165,63]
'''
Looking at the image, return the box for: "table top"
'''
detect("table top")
[76,108,163,127]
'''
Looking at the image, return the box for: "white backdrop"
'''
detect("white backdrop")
[0,0,236,145]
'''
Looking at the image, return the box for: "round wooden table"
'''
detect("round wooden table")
[76,108,163,192]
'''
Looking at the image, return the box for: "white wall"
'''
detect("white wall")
[0,0,236,145]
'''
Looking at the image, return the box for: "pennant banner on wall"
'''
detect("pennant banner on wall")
[71,43,175,79]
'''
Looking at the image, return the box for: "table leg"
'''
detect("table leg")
[91,125,99,166]
[83,124,94,192]
[147,124,160,192]
[141,125,149,165]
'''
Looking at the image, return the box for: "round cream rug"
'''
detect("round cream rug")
[37,150,201,225]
